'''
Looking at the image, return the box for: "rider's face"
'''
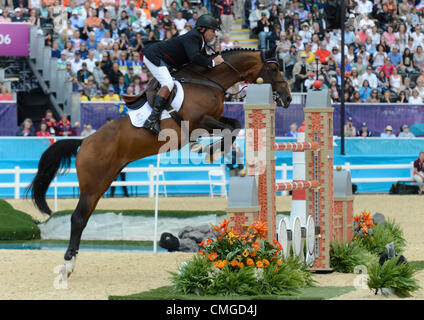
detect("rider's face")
[204,28,216,43]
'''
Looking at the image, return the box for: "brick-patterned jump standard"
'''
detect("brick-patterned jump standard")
[230,85,334,271]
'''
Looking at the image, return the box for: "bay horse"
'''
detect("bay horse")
[28,48,291,278]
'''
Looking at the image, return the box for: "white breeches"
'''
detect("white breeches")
[143,56,174,91]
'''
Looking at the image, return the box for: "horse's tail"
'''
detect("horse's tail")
[26,139,83,215]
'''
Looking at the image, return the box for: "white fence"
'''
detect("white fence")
[0,162,415,200]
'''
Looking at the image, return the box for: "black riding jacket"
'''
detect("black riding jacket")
[142,29,214,69]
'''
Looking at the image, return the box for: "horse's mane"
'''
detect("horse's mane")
[209,47,260,59]
[176,48,260,76]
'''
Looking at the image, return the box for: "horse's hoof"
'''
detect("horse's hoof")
[190,142,204,154]
[62,256,77,279]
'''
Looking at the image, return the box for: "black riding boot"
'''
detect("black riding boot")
[144,87,170,135]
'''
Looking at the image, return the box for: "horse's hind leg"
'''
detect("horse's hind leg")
[62,192,98,278]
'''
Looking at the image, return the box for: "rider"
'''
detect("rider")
[142,14,225,135]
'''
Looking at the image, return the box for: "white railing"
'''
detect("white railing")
[0,165,228,200]
[0,162,415,200]
[276,162,415,184]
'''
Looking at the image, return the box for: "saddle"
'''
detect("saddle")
[121,78,177,111]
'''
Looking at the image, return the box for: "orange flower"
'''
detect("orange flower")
[277,259,282,266]
[205,238,213,246]
[238,262,244,268]
[246,258,254,266]
[198,240,205,247]
[208,252,218,261]
[252,241,260,251]
[231,260,239,267]
[198,250,205,256]
[251,251,256,257]
[249,221,268,239]
[256,261,264,268]
[263,259,270,267]
[273,239,283,251]
[223,260,229,265]
[214,260,225,269]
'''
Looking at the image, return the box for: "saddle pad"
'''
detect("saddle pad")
[128,80,184,128]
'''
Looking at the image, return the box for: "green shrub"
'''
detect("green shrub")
[367,256,420,297]
[355,219,406,256]
[330,241,377,273]
[171,255,313,296]
[0,200,40,240]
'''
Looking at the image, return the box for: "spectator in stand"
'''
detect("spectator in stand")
[108,62,124,86]
[79,86,89,101]
[380,125,396,138]
[0,9,11,23]
[344,117,357,137]
[16,118,35,137]
[357,122,372,137]
[413,151,424,194]
[36,122,51,137]
[77,62,93,85]
[415,79,424,99]
[71,51,84,75]
[408,89,423,104]
[368,89,380,103]
[329,78,340,102]
[377,70,390,94]
[396,90,408,103]
[56,114,73,136]
[285,123,298,138]
[173,11,187,33]
[12,8,26,22]
[91,89,104,102]
[398,124,415,138]
[41,109,57,135]
[220,35,233,51]
[379,57,395,78]
[80,123,96,137]
[0,85,13,100]
[380,89,393,103]
[389,67,402,94]
[314,41,331,64]
[257,12,271,50]
[413,45,424,72]
[359,80,372,102]
[115,75,128,95]
[51,40,61,58]
[87,7,102,29]
[104,86,120,101]
[293,53,312,92]
[216,0,233,36]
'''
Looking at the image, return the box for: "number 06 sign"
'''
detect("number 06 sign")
[0,24,30,57]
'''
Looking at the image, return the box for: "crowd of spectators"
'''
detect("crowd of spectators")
[244,0,424,104]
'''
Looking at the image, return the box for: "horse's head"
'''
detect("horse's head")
[258,48,292,108]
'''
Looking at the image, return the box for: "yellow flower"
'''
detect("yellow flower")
[242,249,250,257]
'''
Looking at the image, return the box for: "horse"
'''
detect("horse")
[28,48,292,278]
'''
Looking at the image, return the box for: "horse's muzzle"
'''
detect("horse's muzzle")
[274,91,292,108]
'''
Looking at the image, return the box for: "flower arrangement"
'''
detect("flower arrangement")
[171,219,313,296]
[353,210,375,240]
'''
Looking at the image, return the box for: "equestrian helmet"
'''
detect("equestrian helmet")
[195,14,221,30]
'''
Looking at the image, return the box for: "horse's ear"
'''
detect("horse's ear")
[264,46,277,60]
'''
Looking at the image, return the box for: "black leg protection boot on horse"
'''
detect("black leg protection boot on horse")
[144,86,171,135]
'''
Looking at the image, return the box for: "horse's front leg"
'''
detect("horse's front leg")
[191,115,241,163]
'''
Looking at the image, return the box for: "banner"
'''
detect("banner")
[0,24,30,57]
[0,102,17,136]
